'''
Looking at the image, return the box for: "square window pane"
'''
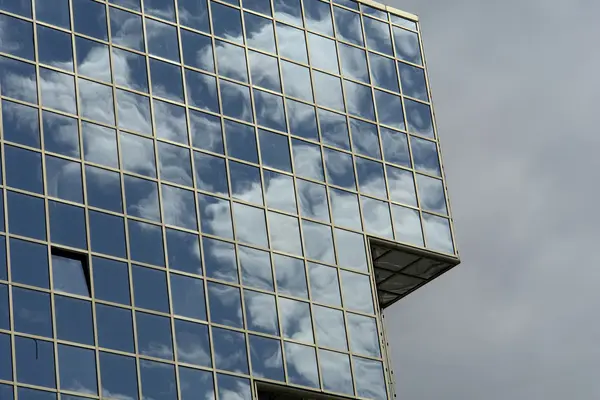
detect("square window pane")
[207,282,243,328]
[375,90,404,129]
[356,157,387,198]
[7,191,46,240]
[185,69,219,113]
[279,297,314,343]
[239,246,273,291]
[273,0,302,25]
[202,237,237,282]
[175,319,211,367]
[46,156,83,203]
[254,90,286,132]
[319,108,350,150]
[339,43,369,83]
[212,327,248,374]
[320,350,353,395]
[37,25,73,71]
[416,174,447,215]
[313,71,344,111]
[422,213,454,254]
[263,170,297,214]
[58,345,97,395]
[340,270,374,314]
[369,52,400,93]
[0,0,31,17]
[179,367,214,400]
[313,305,347,350]
[229,162,262,204]
[350,118,381,159]
[85,166,123,213]
[140,360,177,400]
[110,7,144,51]
[154,100,189,144]
[35,0,70,28]
[360,196,392,239]
[258,130,291,172]
[292,139,324,182]
[43,111,79,157]
[2,100,40,148]
[73,0,108,40]
[308,262,341,306]
[391,203,423,247]
[363,16,393,55]
[387,165,417,206]
[13,287,52,337]
[52,254,89,296]
[55,296,94,345]
[150,59,184,102]
[128,220,165,267]
[393,26,422,65]
[136,312,173,360]
[344,80,375,120]
[284,342,319,388]
[145,0,176,21]
[232,203,268,248]
[132,265,169,312]
[248,51,280,92]
[39,68,76,114]
[347,313,381,357]
[405,99,434,138]
[5,146,43,194]
[353,357,387,400]
[96,304,135,352]
[216,40,248,83]
[15,336,55,388]
[10,238,49,288]
[286,99,318,140]
[281,61,312,102]
[113,48,149,92]
[162,184,197,230]
[297,179,330,222]
[276,23,307,63]
[411,137,440,177]
[88,211,127,258]
[181,29,214,71]
[324,148,355,189]
[220,80,253,122]
[274,254,307,298]
[116,89,153,135]
[268,212,302,256]
[211,2,243,43]
[0,56,37,104]
[398,61,428,101]
[244,13,276,53]
[120,132,156,177]
[244,290,279,335]
[303,0,333,35]
[92,257,130,305]
[123,175,160,222]
[194,152,229,195]
[78,78,115,125]
[381,127,410,167]
[82,122,118,168]
[178,0,210,31]
[165,228,202,275]
[249,335,284,381]
[198,194,233,239]
[334,228,367,271]
[171,274,206,320]
[307,33,338,73]
[158,142,193,185]
[49,201,87,249]
[100,352,138,400]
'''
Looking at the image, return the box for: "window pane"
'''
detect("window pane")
[154,99,189,144]
[39,68,76,114]
[353,357,387,400]
[128,220,165,267]
[308,262,341,306]
[393,26,422,65]
[179,367,214,400]
[202,237,237,282]
[297,179,329,222]
[284,342,318,388]
[92,257,130,305]
[165,228,202,275]
[0,56,37,104]
[211,2,243,43]
[216,40,248,82]
[150,59,183,102]
[7,191,46,241]
[224,120,258,163]
[411,136,441,176]
[78,79,115,125]
[49,201,87,249]
[268,212,302,256]
[52,254,89,296]
[0,239,5,281]
[340,270,374,314]
[239,246,273,291]
[347,313,381,357]
[96,304,134,352]
[45,156,83,203]
[248,51,280,92]
[249,335,284,381]
[132,265,169,313]
[136,312,173,360]
[207,282,243,328]
[161,185,197,230]
[194,152,229,195]
[292,139,324,181]
[0,284,8,330]
[170,274,206,320]
[110,7,144,51]
[263,170,297,214]
[140,360,177,400]
[55,296,94,345]
[313,304,347,351]
[307,33,338,73]
[181,29,214,71]
[175,319,211,367]
[244,290,279,335]
[178,0,210,31]
[220,80,253,122]
[15,336,55,388]
[10,238,49,288]
[2,100,39,147]
[42,111,79,158]
[0,383,12,400]
[73,0,108,40]
[244,13,275,53]
[278,297,314,343]
[198,195,233,239]
[286,99,318,140]
[116,89,152,135]
[302,219,335,264]
[35,0,70,28]
[185,69,219,113]
[258,130,291,172]
[145,0,176,22]
[82,122,118,168]
[416,174,447,215]
[5,146,43,194]
[88,211,127,258]
[398,61,428,101]
[113,48,148,92]
[369,52,399,92]
[281,61,312,102]
[381,127,410,167]
[157,141,193,187]
[58,345,98,395]
[405,99,433,137]
[254,90,286,132]
[120,133,156,178]
[85,166,123,213]
[361,196,393,238]
[123,175,160,222]
[13,287,52,337]
[232,203,268,248]
[303,0,333,35]
[319,108,350,150]
[212,327,248,374]
[100,352,138,400]
[391,204,423,246]
[320,350,353,395]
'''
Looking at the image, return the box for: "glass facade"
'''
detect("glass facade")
[0,0,458,399]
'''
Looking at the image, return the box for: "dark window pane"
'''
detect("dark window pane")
[123,175,160,222]
[100,352,138,400]
[286,99,318,140]
[178,0,210,31]
[96,304,134,352]
[254,90,286,131]
[217,374,251,400]
[308,262,341,306]
[274,254,307,298]
[319,108,350,150]
[175,319,211,367]
[405,99,434,138]
[82,122,118,168]
[170,274,206,320]
[12,287,52,337]
[0,284,8,330]
[73,0,108,40]
[110,0,141,11]
[356,157,387,198]
[55,296,93,345]
[85,166,123,213]
[393,26,422,65]
[110,7,144,51]
[128,220,165,267]
[189,110,223,154]
[181,29,214,72]
[381,127,410,167]
[161,184,197,230]
[76,38,111,83]
[10,238,49,288]
[179,367,214,400]
[239,246,273,291]
[18,389,56,400]
[339,42,369,83]
[369,52,399,92]
[211,2,243,43]
[344,80,375,120]
[212,327,248,374]
[145,0,176,22]
[0,383,12,400]
[363,16,392,56]
[207,282,243,328]
[273,0,302,25]
[350,118,381,159]
[132,265,169,312]
[5,146,43,194]
[15,336,55,388]
[198,195,233,239]
[113,48,148,92]
[185,69,219,112]
[374,90,404,129]
[398,61,428,101]
[42,111,79,157]
[92,257,130,305]
[45,156,83,203]
[35,0,70,28]
[229,161,262,204]
[7,191,46,240]
[0,238,5,280]
[58,345,97,394]
[136,312,173,360]
[88,211,127,258]
[249,335,284,381]
[225,120,257,163]
[52,254,89,296]
[202,237,237,282]
[2,100,39,147]
[220,80,253,122]
[37,25,73,71]
[244,13,275,52]
[140,360,177,400]
[194,152,228,195]
[243,0,271,14]
[324,148,355,189]
[0,0,31,16]
[0,333,10,380]
[165,228,202,275]
[49,201,87,249]
[297,179,330,222]
[0,56,37,104]
[150,59,183,102]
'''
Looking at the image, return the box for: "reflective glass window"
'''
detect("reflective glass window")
[308,262,341,306]
[46,156,82,203]
[398,61,428,101]
[75,37,111,82]
[161,184,197,230]
[391,204,423,246]
[88,211,127,258]
[0,334,10,380]
[166,228,202,275]
[0,0,31,16]
[132,265,169,312]
[249,51,281,92]
[0,384,11,400]
[113,48,149,92]
[350,118,381,159]
[194,152,228,195]
[216,40,248,82]
[124,175,160,221]
[356,157,387,198]
[416,174,447,214]
[259,130,291,172]
[422,213,454,254]
[85,166,122,213]
[2,100,39,148]
[5,146,42,194]
[302,219,335,264]
[211,2,243,43]
[360,196,392,238]
[229,161,262,204]
[207,282,243,328]
[244,13,276,54]
[405,99,434,137]
[281,61,313,102]
[145,0,176,21]
[361,3,387,19]
[180,367,214,400]
[35,0,70,28]
[150,101,188,144]
[284,342,319,388]
[363,16,393,56]
[225,120,258,163]
[344,79,375,120]
[320,350,354,395]
[313,71,344,111]
[37,25,73,71]
[55,296,93,345]
[268,212,303,255]
[324,148,355,189]
[92,257,130,305]
[338,43,369,83]
[263,170,297,213]
[304,0,334,36]
[82,122,118,168]
[116,89,152,135]
[274,254,307,298]
[0,284,8,330]
[249,335,284,381]
[128,220,165,267]
[391,14,418,30]
[96,304,135,352]
[243,0,271,15]
[178,0,210,32]
[175,319,212,367]
[13,287,52,337]
[218,374,251,400]
[198,194,234,239]
[52,254,89,296]
[150,59,184,102]
[232,203,268,247]
[7,191,46,240]
[212,327,248,374]
[203,237,237,282]
[49,201,87,248]
[140,360,177,400]
[393,26,422,65]
[73,0,108,40]
[297,179,330,222]
[369,52,400,92]
[381,127,410,167]
[387,165,417,206]
[42,111,79,157]
[0,56,37,104]
[333,7,363,46]
[19,389,57,400]
[39,68,76,114]
[181,29,214,71]
[78,78,115,125]
[185,69,219,113]
[171,274,206,320]
[15,336,55,388]
[308,33,338,73]
[239,246,273,291]
[287,99,318,140]
[347,312,381,357]
[292,139,324,181]
[319,108,350,150]
[340,270,374,313]
[273,0,302,26]
[254,90,286,132]
[0,239,5,281]
[136,312,174,360]
[244,290,279,335]
[353,357,387,400]
[109,7,144,51]
[220,80,253,122]
[277,23,308,63]
[335,228,367,271]
[110,0,141,11]
[100,352,138,400]
[10,238,49,288]
[375,90,405,129]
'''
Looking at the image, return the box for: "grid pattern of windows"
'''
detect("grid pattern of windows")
[0,0,456,399]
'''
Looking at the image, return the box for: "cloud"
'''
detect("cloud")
[382,0,600,399]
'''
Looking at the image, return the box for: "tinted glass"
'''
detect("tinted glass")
[55,296,93,344]
[96,304,135,352]
[10,238,49,288]
[136,312,173,360]
[170,274,206,320]
[15,336,55,388]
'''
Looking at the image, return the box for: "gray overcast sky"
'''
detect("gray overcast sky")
[382,0,600,399]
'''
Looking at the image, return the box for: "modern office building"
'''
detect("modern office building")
[0,0,459,399]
